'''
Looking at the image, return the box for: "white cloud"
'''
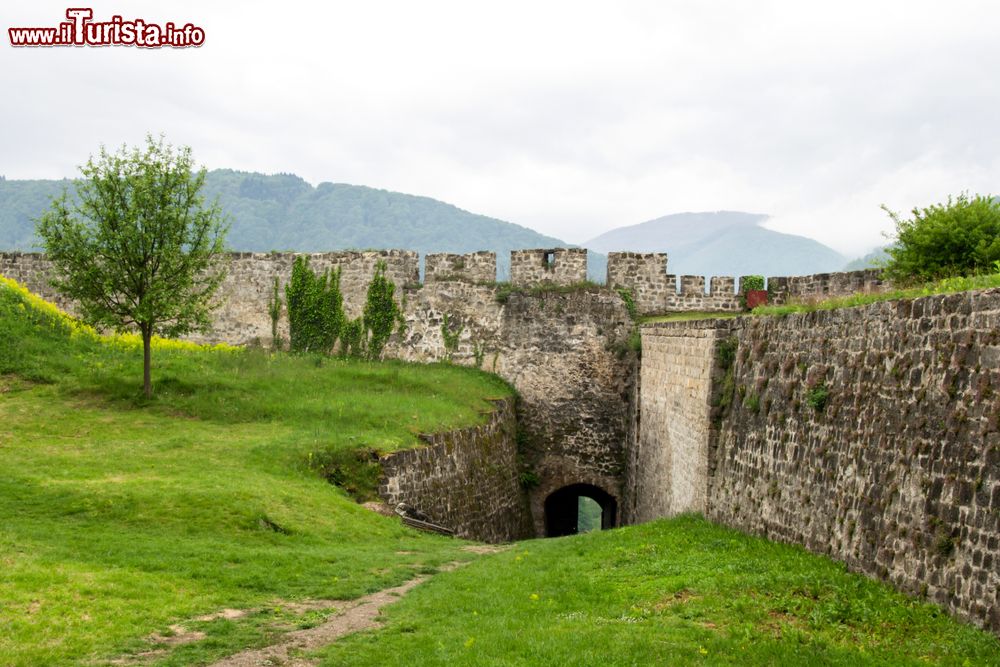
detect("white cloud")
[2,0,998,258]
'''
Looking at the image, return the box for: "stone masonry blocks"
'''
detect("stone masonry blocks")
[509,248,587,286]
[424,251,497,284]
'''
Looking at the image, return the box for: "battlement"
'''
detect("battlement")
[766,269,887,305]
[425,251,497,283]
[606,252,891,315]
[510,248,587,286]
[1,250,893,329]
[606,252,745,314]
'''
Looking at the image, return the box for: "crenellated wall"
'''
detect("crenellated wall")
[2,250,895,332]
[1,249,635,541]
[605,252,892,316]
[0,250,420,345]
[766,268,888,305]
[510,248,588,286]
[629,289,1000,634]
[424,251,497,284]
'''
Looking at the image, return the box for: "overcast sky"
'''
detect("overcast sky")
[2,1,999,257]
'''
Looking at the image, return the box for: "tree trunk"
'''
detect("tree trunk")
[142,326,152,398]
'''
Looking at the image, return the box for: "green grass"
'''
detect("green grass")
[3,277,1000,665]
[753,272,1000,317]
[0,279,511,666]
[317,516,1000,666]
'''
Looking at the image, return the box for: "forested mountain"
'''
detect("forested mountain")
[584,211,845,279]
[1,174,848,283]
[0,170,569,280]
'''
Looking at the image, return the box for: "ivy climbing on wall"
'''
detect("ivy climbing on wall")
[285,256,344,354]
[440,313,464,362]
[363,260,406,360]
[267,275,282,350]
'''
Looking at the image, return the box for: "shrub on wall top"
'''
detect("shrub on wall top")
[882,193,1000,284]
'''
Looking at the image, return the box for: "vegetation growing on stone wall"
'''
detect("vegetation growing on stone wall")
[752,269,1000,317]
[805,383,830,412]
[740,275,765,293]
[339,317,366,358]
[267,275,282,349]
[285,256,344,354]
[882,193,1000,283]
[494,280,603,304]
[739,275,765,310]
[472,340,486,369]
[363,260,406,360]
[714,335,739,420]
[616,287,638,320]
[440,313,463,362]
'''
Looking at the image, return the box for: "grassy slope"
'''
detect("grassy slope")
[0,278,511,666]
[3,278,1000,665]
[318,516,1000,666]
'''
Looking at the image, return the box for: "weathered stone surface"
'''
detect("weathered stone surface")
[766,268,888,305]
[388,282,636,535]
[631,289,1000,633]
[605,252,892,316]
[624,321,722,522]
[510,248,587,286]
[425,251,497,284]
[378,398,533,543]
[0,250,420,346]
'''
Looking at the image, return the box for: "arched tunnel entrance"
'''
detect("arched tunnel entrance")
[544,483,617,537]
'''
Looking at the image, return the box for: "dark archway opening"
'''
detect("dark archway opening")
[544,483,617,537]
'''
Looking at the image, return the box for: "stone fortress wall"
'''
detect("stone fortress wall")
[631,290,1000,633]
[1,249,890,341]
[604,251,891,315]
[7,247,996,635]
[0,248,636,539]
[379,397,534,543]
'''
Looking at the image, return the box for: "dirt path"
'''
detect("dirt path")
[207,576,427,667]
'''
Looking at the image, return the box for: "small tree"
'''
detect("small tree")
[882,193,1000,284]
[36,136,228,397]
[362,260,404,360]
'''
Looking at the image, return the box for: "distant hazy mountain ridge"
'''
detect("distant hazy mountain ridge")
[585,211,846,279]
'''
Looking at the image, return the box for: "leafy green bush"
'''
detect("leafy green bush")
[882,193,1000,284]
[363,260,405,360]
[616,287,638,319]
[285,256,344,354]
[440,313,463,362]
[267,276,282,349]
[805,384,829,412]
[741,275,765,293]
[339,317,366,359]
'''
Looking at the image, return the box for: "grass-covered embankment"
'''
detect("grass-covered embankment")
[0,276,511,666]
[318,515,1000,666]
